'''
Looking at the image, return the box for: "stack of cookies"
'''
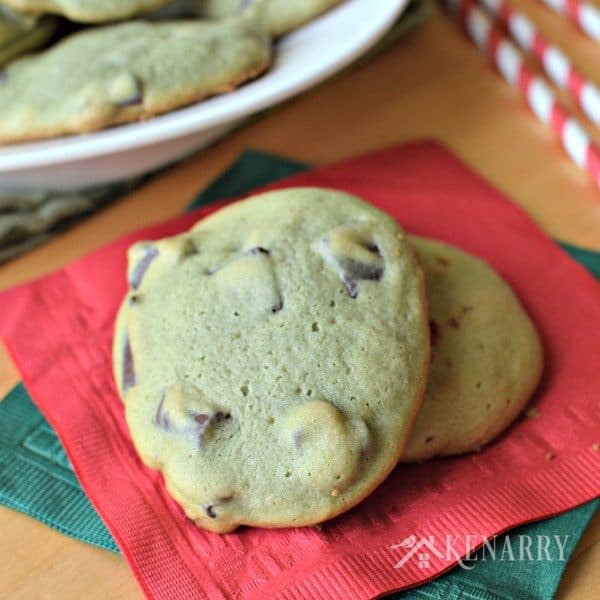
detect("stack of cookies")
[113,188,544,533]
[0,1,347,144]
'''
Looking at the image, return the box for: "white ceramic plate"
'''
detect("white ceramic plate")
[0,0,409,190]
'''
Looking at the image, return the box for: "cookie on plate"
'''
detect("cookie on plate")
[113,188,430,533]
[0,18,270,144]
[0,0,172,23]
[190,0,346,37]
[0,6,56,66]
[402,236,544,462]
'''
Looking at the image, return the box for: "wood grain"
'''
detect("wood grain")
[0,5,598,598]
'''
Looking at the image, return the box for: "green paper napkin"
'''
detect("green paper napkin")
[0,383,118,552]
[0,150,597,599]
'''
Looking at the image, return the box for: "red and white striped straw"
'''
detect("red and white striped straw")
[445,0,600,188]
[538,0,600,42]
[480,0,600,125]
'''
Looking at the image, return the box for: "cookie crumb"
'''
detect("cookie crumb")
[313,524,323,531]
[447,317,460,328]
[331,488,340,497]
[526,407,540,418]
[545,451,555,462]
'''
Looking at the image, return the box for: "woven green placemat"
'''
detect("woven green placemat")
[0,150,597,599]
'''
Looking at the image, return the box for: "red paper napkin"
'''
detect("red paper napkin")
[1,141,599,599]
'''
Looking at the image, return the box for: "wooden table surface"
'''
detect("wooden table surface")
[1,4,599,598]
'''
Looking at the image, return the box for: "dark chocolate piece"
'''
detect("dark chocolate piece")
[129,245,159,290]
[339,258,384,282]
[155,393,171,430]
[319,232,385,299]
[245,246,270,256]
[122,336,136,392]
[155,395,231,441]
[116,92,143,107]
[343,277,358,299]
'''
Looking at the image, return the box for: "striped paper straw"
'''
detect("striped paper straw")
[539,0,600,42]
[445,0,600,188]
[481,0,600,125]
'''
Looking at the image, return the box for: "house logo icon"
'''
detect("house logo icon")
[390,533,571,571]
[390,535,446,570]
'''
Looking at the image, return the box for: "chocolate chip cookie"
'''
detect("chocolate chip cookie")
[190,0,346,37]
[113,188,430,533]
[402,236,544,462]
[0,18,270,143]
[0,0,172,23]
